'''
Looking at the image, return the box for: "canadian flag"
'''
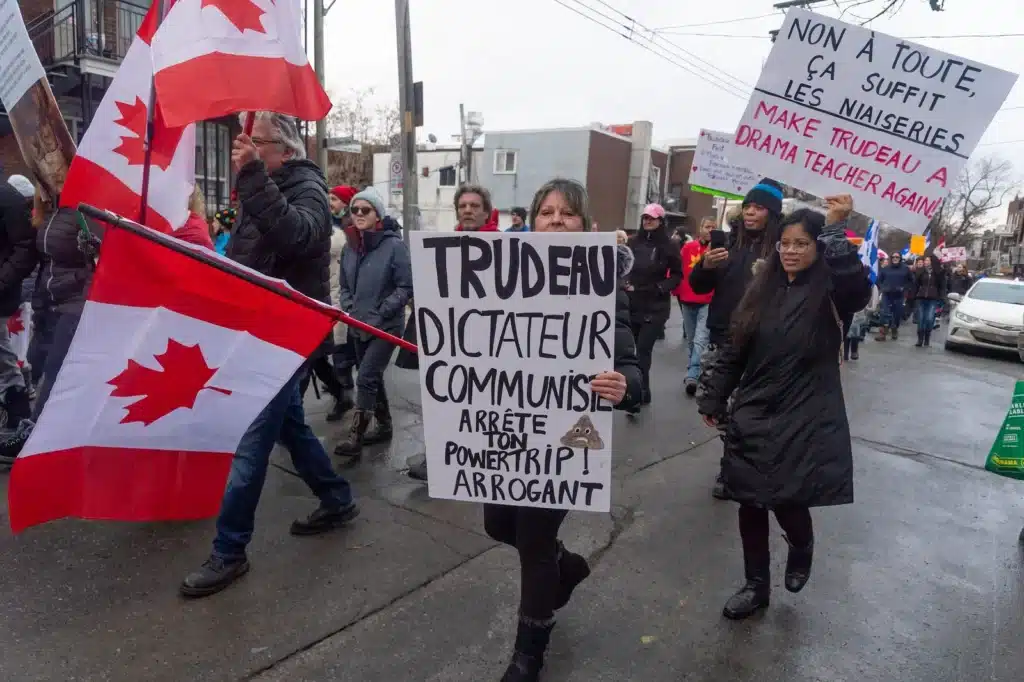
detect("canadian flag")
[59,6,195,233]
[151,0,331,127]
[7,303,31,369]
[8,223,336,532]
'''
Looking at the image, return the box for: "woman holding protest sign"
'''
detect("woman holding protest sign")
[485,178,641,682]
[697,195,870,621]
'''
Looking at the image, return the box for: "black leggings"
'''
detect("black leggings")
[484,504,568,621]
[738,504,813,558]
[629,320,662,394]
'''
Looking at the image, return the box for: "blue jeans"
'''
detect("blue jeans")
[916,299,938,335]
[353,335,396,411]
[679,302,709,381]
[213,367,354,560]
[880,292,904,329]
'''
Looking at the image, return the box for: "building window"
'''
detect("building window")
[494,149,517,174]
[195,121,231,214]
[439,165,457,187]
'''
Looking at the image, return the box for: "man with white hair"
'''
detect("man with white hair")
[181,112,358,597]
[0,174,38,436]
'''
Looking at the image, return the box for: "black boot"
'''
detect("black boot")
[722,549,770,620]
[924,330,932,347]
[915,330,924,347]
[324,390,354,423]
[180,555,251,598]
[362,396,393,445]
[3,385,31,427]
[334,409,370,457]
[712,472,729,500]
[784,534,814,593]
[500,618,554,682]
[554,541,591,610]
[891,326,899,340]
[290,502,360,535]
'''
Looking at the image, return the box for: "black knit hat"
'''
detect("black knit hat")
[743,178,783,217]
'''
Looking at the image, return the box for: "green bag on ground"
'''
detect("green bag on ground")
[985,380,1024,480]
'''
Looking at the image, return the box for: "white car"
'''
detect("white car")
[945,279,1024,360]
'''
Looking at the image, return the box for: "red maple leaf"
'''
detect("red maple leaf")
[6,315,24,336]
[202,0,268,34]
[111,97,186,169]
[107,339,231,426]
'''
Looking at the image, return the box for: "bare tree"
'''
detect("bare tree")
[931,157,1018,247]
[326,87,399,145]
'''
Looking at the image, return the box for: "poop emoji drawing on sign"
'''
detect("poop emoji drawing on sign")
[560,415,604,450]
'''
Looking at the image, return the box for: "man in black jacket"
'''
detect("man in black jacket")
[0,175,38,434]
[181,112,358,598]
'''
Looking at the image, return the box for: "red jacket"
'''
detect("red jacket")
[176,212,215,250]
[456,209,500,232]
[673,240,714,305]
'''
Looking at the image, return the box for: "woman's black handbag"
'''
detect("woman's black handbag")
[394,306,419,370]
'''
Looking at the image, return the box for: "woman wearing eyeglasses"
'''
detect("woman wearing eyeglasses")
[697,195,870,621]
[334,187,414,458]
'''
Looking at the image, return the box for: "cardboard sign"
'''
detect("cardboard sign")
[689,129,761,199]
[0,0,76,202]
[730,8,1017,234]
[937,246,967,262]
[410,232,618,512]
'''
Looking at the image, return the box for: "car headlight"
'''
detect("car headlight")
[954,310,979,324]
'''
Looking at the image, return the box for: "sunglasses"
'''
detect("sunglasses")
[351,206,375,216]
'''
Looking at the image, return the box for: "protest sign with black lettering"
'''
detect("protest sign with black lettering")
[729,8,1017,234]
[410,232,618,512]
[690,129,761,199]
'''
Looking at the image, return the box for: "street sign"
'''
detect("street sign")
[390,155,403,196]
[325,137,362,154]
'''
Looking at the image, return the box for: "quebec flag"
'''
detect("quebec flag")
[858,219,880,285]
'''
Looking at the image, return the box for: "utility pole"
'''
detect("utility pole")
[313,0,328,171]
[396,0,418,241]
[459,103,468,184]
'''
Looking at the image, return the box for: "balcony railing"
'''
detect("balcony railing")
[28,0,149,68]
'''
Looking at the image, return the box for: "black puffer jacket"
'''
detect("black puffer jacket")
[911,266,947,301]
[227,158,332,302]
[698,226,871,508]
[0,181,38,316]
[613,245,643,411]
[625,226,682,323]
[689,229,770,345]
[34,207,104,314]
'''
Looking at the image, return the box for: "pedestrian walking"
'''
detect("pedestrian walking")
[875,251,912,341]
[181,112,357,597]
[486,178,641,682]
[0,175,37,431]
[674,216,714,396]
[624,204,682,411]
[689,178,784,500]
[910,255,947,347]
[697,196,870,620]
[333,187,413,458]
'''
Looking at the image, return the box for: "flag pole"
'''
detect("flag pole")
[77,203,419,354]
[138,0,169,226]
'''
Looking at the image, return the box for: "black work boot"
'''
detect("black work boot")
[334,409,370,457]
[784,534,814,593]
[407,455,428,481]
[290,502,360,536]
[325,390,353,423]
[712,472,729,500]
[924,330,932,347]
[554,541,591,610]
[180,555,251,598]
[722,550,770,620]
[362,397,393,445]
[0,419,33,466]
[915,330,924,347]
[3,385,31,426]
[500,618,554,682]
[891,326,899,340]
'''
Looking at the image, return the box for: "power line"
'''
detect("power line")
[653,12,780,30]
[551,0,751,100]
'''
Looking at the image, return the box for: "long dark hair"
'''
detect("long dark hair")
[732,209,783,259]
[730,209,835,352]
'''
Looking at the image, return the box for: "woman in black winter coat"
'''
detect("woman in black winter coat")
[689,178,784,500]
[624,204,682,408]
[487,178,642,682]
[909,254,947,347]
[697,196,871,621]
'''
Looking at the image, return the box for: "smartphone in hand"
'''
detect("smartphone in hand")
[709,229,727,250]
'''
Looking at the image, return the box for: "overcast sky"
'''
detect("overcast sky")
[322,0,1023,215]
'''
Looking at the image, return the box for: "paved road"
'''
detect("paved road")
[2,314,1023,681]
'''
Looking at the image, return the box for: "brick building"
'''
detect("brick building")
[1,0,240,213]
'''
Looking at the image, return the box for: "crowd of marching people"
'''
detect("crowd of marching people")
[2,110,967,681]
